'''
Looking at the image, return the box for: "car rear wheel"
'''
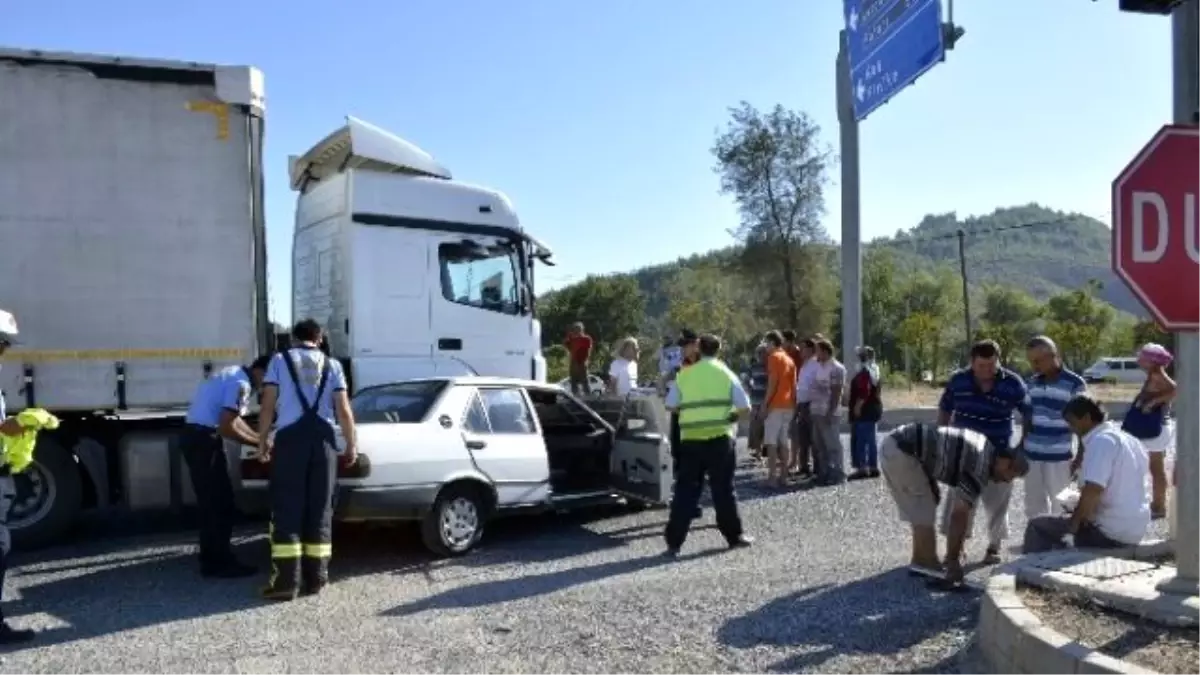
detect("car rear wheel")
[421,484,487,557]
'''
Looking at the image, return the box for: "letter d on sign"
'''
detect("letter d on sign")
[1133,191,1169,263]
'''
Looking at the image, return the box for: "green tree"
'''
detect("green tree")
[538,275,646,356]
[1132,319,1170,350]
[978,285,1043,364]
[712,101,834,329]
[1043,280,1114,370]
[662,263,758,349]
[896,312,941,378]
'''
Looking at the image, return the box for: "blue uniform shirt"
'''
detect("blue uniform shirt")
[185,366,253,429]
[938,367,1029,454]
[1024,368,1087,462]
[265,347,348,429]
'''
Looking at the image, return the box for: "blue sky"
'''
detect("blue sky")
[2,1,1174,323]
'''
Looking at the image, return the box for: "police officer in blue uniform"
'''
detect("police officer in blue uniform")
[256,319,357,601]
[0,310,35,643]
[181,353,273,578]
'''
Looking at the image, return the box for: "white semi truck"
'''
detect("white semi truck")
[0,47,551,549]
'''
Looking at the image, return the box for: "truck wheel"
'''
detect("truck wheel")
[420,484,487,557]
[10,437,83,550]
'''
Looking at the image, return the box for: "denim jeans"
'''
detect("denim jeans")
[851,420,879,470]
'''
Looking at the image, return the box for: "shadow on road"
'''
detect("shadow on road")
[717,568,981,673]
[380,547,725,618]
[4,501,681,650]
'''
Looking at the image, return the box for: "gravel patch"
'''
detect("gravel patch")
[1018,585,1199,674]
[0,432,1168,673]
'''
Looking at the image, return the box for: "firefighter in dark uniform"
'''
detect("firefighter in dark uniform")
[666,330,702,519]
[256,319,358,600]
[663,334,754,556]
[181,354,273,578]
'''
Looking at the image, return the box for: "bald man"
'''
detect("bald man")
[1021,336,1088,519]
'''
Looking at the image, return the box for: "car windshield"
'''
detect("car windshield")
[351,380,448,423]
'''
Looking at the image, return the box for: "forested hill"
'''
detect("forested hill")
[615,203,1143,321]
[876,204,1142,316]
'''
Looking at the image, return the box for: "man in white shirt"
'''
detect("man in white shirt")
[793,338,821,477]
[809,338,848,485]
[1022,393,1150,553]
[608,337,639,397]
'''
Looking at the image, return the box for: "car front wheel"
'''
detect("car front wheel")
[421,484,487,557]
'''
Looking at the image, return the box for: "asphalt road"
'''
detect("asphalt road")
[2,432,1165,673]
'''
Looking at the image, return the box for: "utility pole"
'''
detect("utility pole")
[836,29,862,366]
[957,229,972,358]
[1158,0,1199,597]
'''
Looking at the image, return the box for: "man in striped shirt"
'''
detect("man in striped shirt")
[880,423,1028,586]
[1021,336,1087,520]
[936,340,1030,564]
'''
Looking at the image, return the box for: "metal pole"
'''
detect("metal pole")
[837,29,863,364]
[957,229,972,354]
[1158,0,1199,597]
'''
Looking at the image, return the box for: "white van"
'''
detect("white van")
[1081,357,1146,385]
[289,117,553,391]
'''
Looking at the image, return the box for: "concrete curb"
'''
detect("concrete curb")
[980,561,1159,674]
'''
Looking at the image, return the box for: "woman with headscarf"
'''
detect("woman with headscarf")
[1119,343,1177,519]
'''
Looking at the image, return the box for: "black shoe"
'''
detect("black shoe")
[261,585,299,602]
[728,535,754,550]
[662,547,681,560]
[848,470,869,481]
[691,508,703,520]
[202,561,258,579]
[868,469,881,478]
[0,622,35,644]
[301,580,328,597]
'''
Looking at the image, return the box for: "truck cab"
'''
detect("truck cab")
[290,118,553,391]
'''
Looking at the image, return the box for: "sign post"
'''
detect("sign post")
[837,0,961,364]
[1112,0,1199,596]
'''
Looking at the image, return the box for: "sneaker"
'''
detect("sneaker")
[848,470,869,481]
[202,560,258,579]
[982,547,1002,565]
[662,548,681,560]
[868,468,881,478]
[728,535,754,550]
[0,622,35,645]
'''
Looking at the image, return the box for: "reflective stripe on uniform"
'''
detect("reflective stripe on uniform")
[303,542,332,558]
[676,360,735,441]
[271,542,302,559]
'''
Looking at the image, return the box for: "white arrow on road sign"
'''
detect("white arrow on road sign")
[848,7,859,30]
[855,81,866,102]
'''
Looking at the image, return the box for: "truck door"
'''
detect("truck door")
[607,395,673,504]
[429,235,535,379]
[460,386,551,507]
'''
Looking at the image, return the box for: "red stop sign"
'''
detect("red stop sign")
[1112,124,1199,331]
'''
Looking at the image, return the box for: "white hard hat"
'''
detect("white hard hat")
[0,309,20,344]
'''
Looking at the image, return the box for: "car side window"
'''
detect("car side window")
[479,388,537,434]
[462,393,491,433]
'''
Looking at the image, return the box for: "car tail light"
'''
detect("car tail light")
[240,453,371,480]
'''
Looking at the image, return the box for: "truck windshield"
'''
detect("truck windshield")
[351,380,449,423]
[438,239,526,316]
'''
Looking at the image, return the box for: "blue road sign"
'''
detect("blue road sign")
[843,0,946,121]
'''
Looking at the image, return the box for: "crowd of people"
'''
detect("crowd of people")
[563,321,1178,575]
[739,331,882,487]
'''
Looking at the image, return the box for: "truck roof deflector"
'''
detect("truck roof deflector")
[289,116,453,190]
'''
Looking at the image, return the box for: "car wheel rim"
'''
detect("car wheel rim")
[440,497,479,550]
[9,460,57,530]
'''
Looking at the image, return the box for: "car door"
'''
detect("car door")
[461,386,551,507]
[601,395,672,504]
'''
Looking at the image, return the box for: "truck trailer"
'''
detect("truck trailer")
[0,47,552,549]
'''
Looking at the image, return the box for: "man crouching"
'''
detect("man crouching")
[879,423,1029,586]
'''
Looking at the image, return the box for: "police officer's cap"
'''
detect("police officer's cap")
[676,329,698,347]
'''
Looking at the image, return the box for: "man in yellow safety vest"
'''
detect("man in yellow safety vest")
[663,333,754,557]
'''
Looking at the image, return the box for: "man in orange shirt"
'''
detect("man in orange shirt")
[759,330,798,487]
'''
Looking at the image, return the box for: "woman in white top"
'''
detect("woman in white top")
[608,337,640,396]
